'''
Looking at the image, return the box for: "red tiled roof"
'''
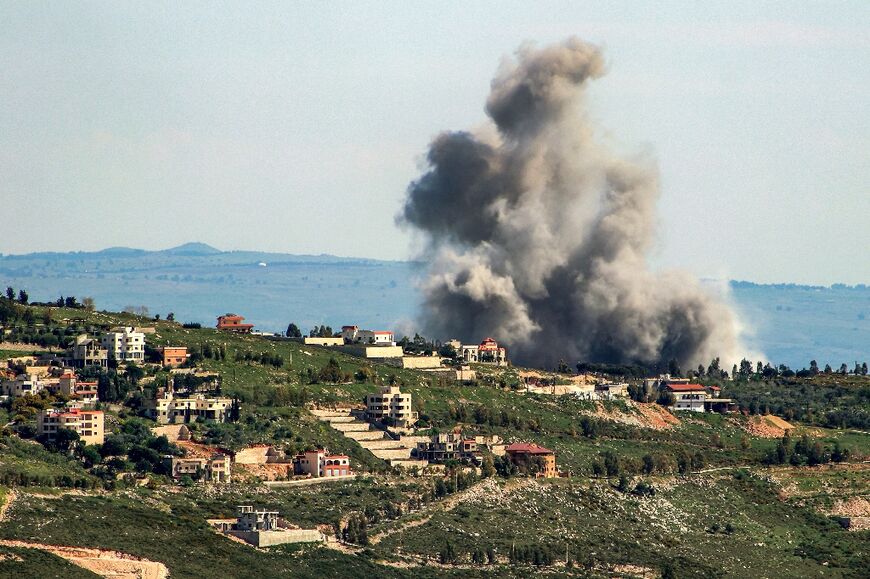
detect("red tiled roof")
[666,383,706,392]
[373,331,393,335]
[505,442,553,455]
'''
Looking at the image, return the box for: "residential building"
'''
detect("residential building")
[665,383,707,412]
[364,385,417,427]
[37,407,104,445]
[1,374,47,398]
[341,326,395,345]
[293,449,352,477]
[144,388,233,424]
[101,327,146,363]
[216,506,325,547]
[163,453,231,483]
[57,372,99,407]
[216,314,254,333]
[415,430,482,465]
[594,382,629,399]
[235,505,279,531]
[455,337,508,366]
[505,442,557,478]
[303,336,344,346]
[67,335,108,368]
[158,346,188,367]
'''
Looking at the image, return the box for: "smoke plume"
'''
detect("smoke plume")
[399,37,743,368]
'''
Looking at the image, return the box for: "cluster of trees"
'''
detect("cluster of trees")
[308,325,334,338]
[508,543,564,566]
[342,513,368,545]
[590,449,706,478]
[446,403,542,433]
[304,358,351,384]
[94,419,183,482]
[4,286,28,304]
[0,437,96,488]
[763,433,850,467]
[729,358,868,380]
[78,366,139,403]
[285,323,302,338]
[440,541,498,566]
[233,349,285,368]
[398,333,438,355]
[433,467,479,498]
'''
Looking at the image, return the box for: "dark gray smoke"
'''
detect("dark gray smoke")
[399,37,743,368]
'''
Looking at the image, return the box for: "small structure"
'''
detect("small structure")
[216,506,326,547]
[303,336,344,346]
[292,449,352,478]
[505,442,557,478]
[594,382,629,399]
[364,385,417,427]
[163,452,231,483]
[158,346,188,367]
[216,314,254,333]
[37,407,105,445]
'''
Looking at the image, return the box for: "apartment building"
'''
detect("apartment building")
[415,430,482,465]
[293,449,352,478]
[505,442,557,478]
[364,385,417,427]
[145,389,233,424]
[37,407,104,445]
[68,335,108,368]
[101,327,145,363]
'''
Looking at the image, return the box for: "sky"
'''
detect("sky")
[1,2,867,285]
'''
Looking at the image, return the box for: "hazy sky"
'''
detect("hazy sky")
[1,2,867,285]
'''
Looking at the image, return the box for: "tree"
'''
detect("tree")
[166,312,175,322]
[707,357,721,378]
[5,287,14,300]
[602,451,620,477]
[481,455,496,478]
[286,323,302,338]
[809,360,819,375]
[756,361,763,375]
[824,364,833,374]
[17,289,28,304]
[81,297,95,311]
[642,454,655,475]
[839,363,848,375]
[64,296,78,308]
[54,427,80,453]
[667,358,681,378]
[862,363,868,376]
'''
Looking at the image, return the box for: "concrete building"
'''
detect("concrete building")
[364,385,417,427]
[292,449,352,478]
[505,442,557,478]
[303,336,344,346]
[594,382,629,400]
[215,506,326,547]
[57,372,99,407]
[101,327,145,363]
[158,346,188,367]
[341,326,395,345]
[456,337,508,366]
[665,383,708,412]
[163,453,231,483]
[415,430,482,465]
[37,407,104,445]
[216,314,254,333]
[67,335,108,368]
[145,388,233,424]
[1,374,47,398]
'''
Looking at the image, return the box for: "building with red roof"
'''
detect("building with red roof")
[505,442,557,478]
[217,314,254,333]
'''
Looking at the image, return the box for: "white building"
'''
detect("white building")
[101,327,146,363]
[666,383,708,412]
[145,389,233,424]
[1,374,47,398]
[293,449,352,477]
[341,326,395,346]
[37,407,105,445]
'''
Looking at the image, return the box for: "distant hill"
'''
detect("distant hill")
[1,244,868,368]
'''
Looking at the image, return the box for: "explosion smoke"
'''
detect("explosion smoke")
[399,37,743,369]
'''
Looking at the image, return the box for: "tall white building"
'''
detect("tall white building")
[101,327,145,363]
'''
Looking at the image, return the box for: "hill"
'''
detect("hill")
[0,302,868,577]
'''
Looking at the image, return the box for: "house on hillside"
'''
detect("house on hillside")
[665,383,708,412]
[505,442,558,478]
[101,327,146,363]
[292,449,352,478]
[341,326,395,345]
[415,429,483,465]
[37,407,104,445]
[144,386,234,424]
[216,314,254,333]
[67,334,108,368]
[364,385,417,427]
[453,337,508,366]
[163,452,231,483]
[158,346,188,367]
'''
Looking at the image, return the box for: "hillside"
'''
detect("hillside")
[3,246,870,368]
[0,302,868,577]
